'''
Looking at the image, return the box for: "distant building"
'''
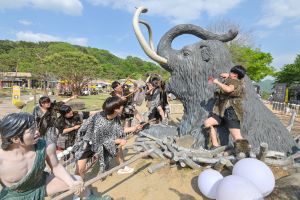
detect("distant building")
[273,83,300,104]
[0,72,33,88]
[288,84,300,104]
[273,83,287,102]
[0,72,58,89]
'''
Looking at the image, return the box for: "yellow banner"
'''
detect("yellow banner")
[285,88,289,103]
[12,85,21,104]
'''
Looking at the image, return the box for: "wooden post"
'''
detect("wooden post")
[33,88,37,105]
[148,162,166,174]
[213,158,227,172]
[258,143,268,161]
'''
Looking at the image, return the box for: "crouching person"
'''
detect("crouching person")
[56,105,91,151]
[73,96,142,197]
[0,112,84,200]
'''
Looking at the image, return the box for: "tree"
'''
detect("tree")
[0,40,170,83]
[207,19,274,82]
[230,44,274,82]
[275,55,300,86]
[44,51,100,95]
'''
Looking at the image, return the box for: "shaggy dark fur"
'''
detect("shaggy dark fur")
[154,24,298,153]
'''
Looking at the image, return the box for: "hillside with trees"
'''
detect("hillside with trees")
[0,37,277,93]
[0,40,168,82]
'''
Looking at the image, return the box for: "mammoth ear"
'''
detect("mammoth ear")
[200,45,211,62]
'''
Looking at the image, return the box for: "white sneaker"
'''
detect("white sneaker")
[117,166,134,174]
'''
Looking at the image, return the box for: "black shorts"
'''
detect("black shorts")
[211,107,240,129]
[78,143,95,160]
[148,107,161,120]
[78,143,120,160]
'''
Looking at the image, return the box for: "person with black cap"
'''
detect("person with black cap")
[204,65,250,154]
[0,112,84,199]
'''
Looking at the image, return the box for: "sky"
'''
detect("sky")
[0,0,300,75]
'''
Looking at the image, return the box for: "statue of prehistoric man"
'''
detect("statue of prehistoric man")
[204,65,250,154]
[0,112,84,199]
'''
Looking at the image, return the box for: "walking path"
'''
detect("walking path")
[0,95,32,118]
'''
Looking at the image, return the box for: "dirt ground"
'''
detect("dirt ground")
[77,102,300,200]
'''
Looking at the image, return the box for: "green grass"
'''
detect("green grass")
[0,88,46,98]
[0,88,12,97]
[70,93,110,111]
[22,100,35,113]
[21,93,111,113]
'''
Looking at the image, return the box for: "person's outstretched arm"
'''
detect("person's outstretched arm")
[62,95,77,103]
[209,77,234,93]
[45,143,83,194]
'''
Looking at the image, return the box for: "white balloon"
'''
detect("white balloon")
[233,158,275,196]
[216,175,263,200]
[198,169,223,199]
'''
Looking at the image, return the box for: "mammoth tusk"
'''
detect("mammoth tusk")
[133,7,167,65]
[139,20,155,51]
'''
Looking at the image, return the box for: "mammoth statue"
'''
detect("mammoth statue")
[133,7,299,153]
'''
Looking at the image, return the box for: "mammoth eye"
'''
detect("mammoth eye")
[182,49,191,57]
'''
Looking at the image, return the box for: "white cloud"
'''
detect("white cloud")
[0,0,83,16]
[88,0,243,23]
[259,0,300,28]
[67,37,88,46]
[18,19,32,26]
[16,31,60,42]
[15,31,88,46]
[272,53,296,69]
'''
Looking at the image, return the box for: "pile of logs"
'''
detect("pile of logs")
[129,132,300,174]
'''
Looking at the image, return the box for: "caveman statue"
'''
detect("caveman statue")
[133,7,299,153]
[0,113,83,199]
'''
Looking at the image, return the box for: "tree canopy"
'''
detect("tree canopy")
[275,55,300,86]
[0,40,168,81]
[207,20,275,82]
[44,51,100,94]
[229,44,274,82]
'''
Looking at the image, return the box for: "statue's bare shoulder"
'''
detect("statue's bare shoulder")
[0,149,4,166]
[46,142,56,156]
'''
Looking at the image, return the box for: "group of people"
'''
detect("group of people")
[0,74,171,199]
[110,75,170,126]
[0,65,249,199]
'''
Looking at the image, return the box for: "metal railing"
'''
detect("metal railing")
[271,101,300,115]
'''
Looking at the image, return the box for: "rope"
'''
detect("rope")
[52,149,154,200]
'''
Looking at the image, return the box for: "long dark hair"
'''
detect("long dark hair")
[59,104,72,116]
